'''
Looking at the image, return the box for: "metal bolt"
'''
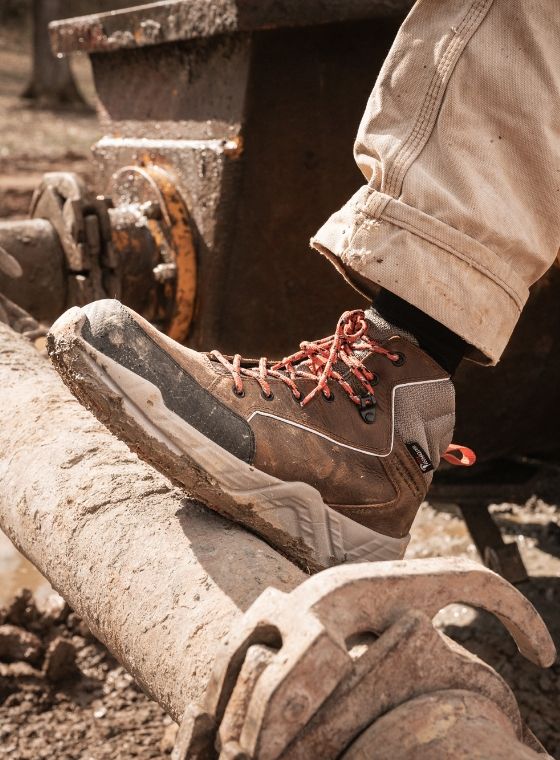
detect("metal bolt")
[153,262,177,283]
[140,201,163,220]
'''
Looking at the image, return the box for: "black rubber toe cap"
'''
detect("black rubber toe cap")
[81,300,255,463]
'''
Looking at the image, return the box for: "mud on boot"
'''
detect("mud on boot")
[48,300,461,572]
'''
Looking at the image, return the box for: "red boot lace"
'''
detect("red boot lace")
[211,309,398,407]
[211,308,476,467]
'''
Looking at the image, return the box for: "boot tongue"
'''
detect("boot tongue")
[363,306,418,346]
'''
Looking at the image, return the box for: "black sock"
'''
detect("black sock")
[374,290,467,375]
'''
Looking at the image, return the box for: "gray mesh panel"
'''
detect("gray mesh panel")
[394,380,455,485]
[364,306,418,345]
[364,305,455,484]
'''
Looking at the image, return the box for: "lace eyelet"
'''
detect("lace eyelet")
[232,385,246,398]
[292,392,303,405]
[261,390,274,401]
[391,352,406,367]
[370,373,379,386]
[322,391,335,402]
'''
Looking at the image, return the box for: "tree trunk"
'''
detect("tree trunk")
[22,0,86,107]
[0,324,304,720]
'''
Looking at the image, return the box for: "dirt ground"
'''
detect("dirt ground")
[0,22,99,219]
[0,14,559,760]
[0,591,173,759]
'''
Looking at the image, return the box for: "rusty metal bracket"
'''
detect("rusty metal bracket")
[30,172,116,306]
[173,558,555,760]
[0,166,197,342]
[111,164,197,342]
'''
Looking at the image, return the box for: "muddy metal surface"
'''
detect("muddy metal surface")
[51,0,414,55]
[1,496,559,759]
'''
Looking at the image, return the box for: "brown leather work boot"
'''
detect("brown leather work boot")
[48,300,469,571]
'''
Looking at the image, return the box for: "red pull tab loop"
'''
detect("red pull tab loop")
[443,444,476,467]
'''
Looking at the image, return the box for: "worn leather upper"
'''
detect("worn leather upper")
[83,301,450,539]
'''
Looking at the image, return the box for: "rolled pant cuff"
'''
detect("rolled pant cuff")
[311,186,529,365]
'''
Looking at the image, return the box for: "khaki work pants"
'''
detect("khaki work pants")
[312,0,560,365]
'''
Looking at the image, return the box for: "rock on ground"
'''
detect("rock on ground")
[0,591,170,759]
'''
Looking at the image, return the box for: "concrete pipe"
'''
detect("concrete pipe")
[0,323,304,720]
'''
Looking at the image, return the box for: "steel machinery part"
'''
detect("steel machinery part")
[0,167,197,340]
[0,217,67,324]
[173,558,555,760]
[0,228,50,338]
[30,171,113,305]
[110,163,197,342]
[50,1,414,55]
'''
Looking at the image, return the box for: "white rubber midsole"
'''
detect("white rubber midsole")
[62,309,410,567]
